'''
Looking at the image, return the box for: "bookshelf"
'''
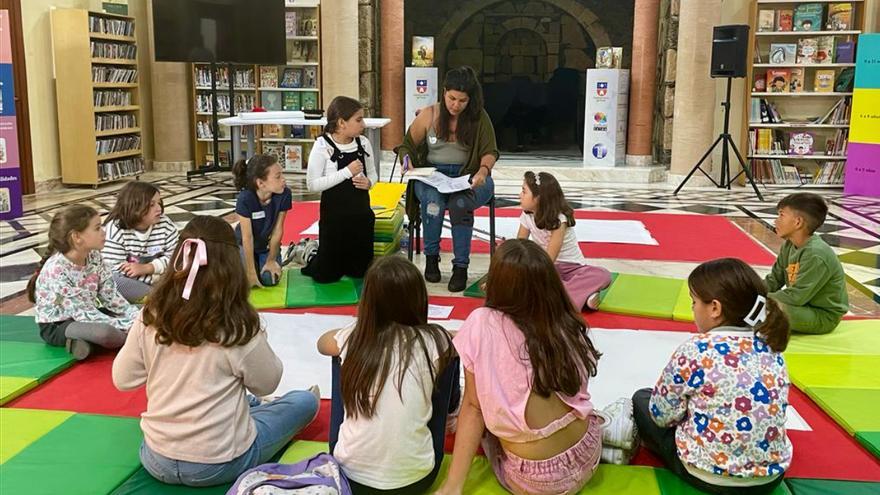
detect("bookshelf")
[743,0,866,187]
[51,9,145,185]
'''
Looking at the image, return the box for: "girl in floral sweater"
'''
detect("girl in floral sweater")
[27,205,138,360]
[633,258,792,495]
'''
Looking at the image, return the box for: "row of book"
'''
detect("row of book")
[757,3,853,32]
[284,12,318,38]
[760,37,855,65]
[260,66,318,88]
[92,67,137,84]
[195,94,256,114]
[88,16,134,36]
[96,134,140,155]
[91,41,136,60]
[262,124,322,140]
[750,160,844,185]
[93,90,132,107]
[262,142,311,172]
[814,161,846,184]
[261,91,318,111]
[98,157,144,182]
[750,96,850,125]
[749,127,848,157]
[196,121,235,140]
[95,112,137,131]
[755,68,838,93]
[194,67,255,88]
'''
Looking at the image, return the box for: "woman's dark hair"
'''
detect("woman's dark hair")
[437,66,484,149]
[485,239,600,397]
[523,171,575,230]
[143,215,261,347]
[105,181,162,229]
[688,258,790,353]
[27,205,99,302]
[341,256,456,420]
[232,154,279,192]
[324,96,363,135]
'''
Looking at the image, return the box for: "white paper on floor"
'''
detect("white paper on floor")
[428,304,454,319]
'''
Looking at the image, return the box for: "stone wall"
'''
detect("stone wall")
[652,0,678,165]
[358,0,379,116]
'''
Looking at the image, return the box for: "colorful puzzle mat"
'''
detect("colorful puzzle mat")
[0,316,76,405]
[248,269,360,310]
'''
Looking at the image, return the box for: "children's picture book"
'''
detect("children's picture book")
[793,3,824,32]
[282,92,301,111]
[303,67,317,88]
[769,43,797,64]
[753,73,767,92]
[260,66,278,88]
[285,12,297,38]
[301,91,318,110]
[300,17,317,37]
[284,144,303,171]
[789,68,805,92]
[797,38,818,64]
[827,3,853,30]
[814,70,836,92]
[596,47,614,68]
[262,124,283,139]
[816,36,835,64]
[758,10,776,32]
[776,9,793,31]
[291,125,306,139]
[766,69,791,93]
[280,68,303,88]
[262,143,284,161]
[262,92,282,111]
[835,41,855,63]
[789,132,815,155]
[412,36,435,67]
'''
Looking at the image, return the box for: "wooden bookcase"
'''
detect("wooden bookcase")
[52,9,144,186]
[742,0,867,187]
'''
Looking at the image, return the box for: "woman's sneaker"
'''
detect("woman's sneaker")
[599,398,638,451]
[65,338,94,361]
[285,238,320,266]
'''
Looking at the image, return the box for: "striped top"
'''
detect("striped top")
[103,215,179,285]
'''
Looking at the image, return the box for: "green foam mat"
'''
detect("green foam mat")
[655,468,791,494]
[111,468,231,495]
[0,413,143,495]
[804,387,880,435]
[464,274,487,299]
[0,408,74,464]
[598,274,685,320]
[248,270,290,310]
[286,270,359,308]
[671,281,695,322]
[598,272,620,305]
[785,478,880,495]
[0,315,45,343]
[0,376,38,406]
[0,340,75,380]
[785,354,880,390]
[786,319,880,356]
[856,432,880,459]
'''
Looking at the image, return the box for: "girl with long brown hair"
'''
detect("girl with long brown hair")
[633,258,792,494]
[437,239,603,495]
[112,215,319,487]
[316,255,458,493]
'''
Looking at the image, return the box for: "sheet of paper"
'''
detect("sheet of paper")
[428,304,454,319]
[408,172,472,194]
[458,217,659,246]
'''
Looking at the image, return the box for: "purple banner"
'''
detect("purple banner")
[844,142,880,197]
[0,9,23,220]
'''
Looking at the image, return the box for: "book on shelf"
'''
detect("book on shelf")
[301,91,318,111]
[291,125,306,139]
[262,124,283,138]
[777,9,793,32]
[836,41,855,63]
[750,98,762,123]
[98,157,144,182]
[262,92,282,111]
[789,132,815,155]
[303,67,317,88]
[769,43,797,64]
[290,41,316,62]
[814,70,836,92]
[816,36,835,64]
[285,11,297,38]
[299,16,318,36]
[797,38,818,64]
[758,10,776,32]
[814,161,845,184]
[260,66,278,88]
[282,92,301,111]
[262,143,284,161]
[280,68,303,88]
[790,68,805,92]
[284,0,297,6]
[283,144,303,171]
[793,3,824,32]
[767,69,791,93]
[809,97,850,124]
[753,73,766,92]
[827,3,853,30]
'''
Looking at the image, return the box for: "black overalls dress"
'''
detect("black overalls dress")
[301,135,375,283]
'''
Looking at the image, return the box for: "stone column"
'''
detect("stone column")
[669,0,721,176]
[379,0,404,150]
[625,0,661,166]
[321,0,360,108]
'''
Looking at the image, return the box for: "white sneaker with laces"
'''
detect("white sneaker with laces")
[599,398,638,451]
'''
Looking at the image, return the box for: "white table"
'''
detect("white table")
[218,116,391,176]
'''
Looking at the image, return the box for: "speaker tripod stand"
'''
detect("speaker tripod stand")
[674,77,764,201]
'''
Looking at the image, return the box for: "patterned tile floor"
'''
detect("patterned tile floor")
[1,170,878,316]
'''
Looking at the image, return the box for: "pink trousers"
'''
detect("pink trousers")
[555,262,612,310]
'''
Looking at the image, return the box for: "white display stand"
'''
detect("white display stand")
[405,67,439,132]
[583,69,630,167]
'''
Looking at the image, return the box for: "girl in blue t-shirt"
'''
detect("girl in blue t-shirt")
[233,154,292,287]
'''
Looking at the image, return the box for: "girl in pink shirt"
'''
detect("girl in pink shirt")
[437,239,603,495]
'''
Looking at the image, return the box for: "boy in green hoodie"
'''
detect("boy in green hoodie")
[765,193,848,334]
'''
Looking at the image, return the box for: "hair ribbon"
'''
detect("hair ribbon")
[173,239,208,300]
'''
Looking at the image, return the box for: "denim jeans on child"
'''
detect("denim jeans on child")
[140,390,319,487]
[239,247,283,287]
[412,164,494,268]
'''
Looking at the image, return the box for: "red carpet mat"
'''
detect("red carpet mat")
[282,202,776,265]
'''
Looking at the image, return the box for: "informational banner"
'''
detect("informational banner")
[405,67,438,133]
[583,69,629,167]
[0,10,23,220]
[845,34,880,197]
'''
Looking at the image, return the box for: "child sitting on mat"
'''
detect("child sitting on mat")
[633,258,792,495]
[233,153,292,288]
[102,181,179,303]
[112,215,319,487]
[517,171,612,310]
[302,96,376,283]
[28,205,138,360]
[765,193,847,334]
[437,239,603,495]
[317,255,458,494]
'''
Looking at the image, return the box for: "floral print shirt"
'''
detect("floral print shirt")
[649,327,793,479]
[34,251,138,330]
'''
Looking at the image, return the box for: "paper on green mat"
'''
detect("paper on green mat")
[785,354,880,390]
[110,468,231,495]
[285,271,359,308]
[599,274,685,319]
[804,387,880,435]
[855,432,880,460]
[0,409,74,464]
[672,281,695,322]
[248,270,289,309]
[786,319,880,356]
[0,315,45,343]
[654,468,791,494]
[0,376,38,406]
[785,478,880,495]
[598,272,620,305]
[0,413,143,495]
[0,341,74,379]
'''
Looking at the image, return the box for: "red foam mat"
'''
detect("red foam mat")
[282,202,776,265]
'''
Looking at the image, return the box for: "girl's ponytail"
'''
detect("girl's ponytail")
[27,248,56,303]
[232,158,249,191]
[758,297,791,353]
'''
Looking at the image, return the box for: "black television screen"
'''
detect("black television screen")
[152,0,286,64]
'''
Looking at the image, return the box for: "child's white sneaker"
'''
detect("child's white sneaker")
[601,446,633,465]
[599,398,638,451]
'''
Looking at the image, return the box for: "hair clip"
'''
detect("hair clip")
[534,174,542,187]
[173,238,208,300]
[744,294,767,327]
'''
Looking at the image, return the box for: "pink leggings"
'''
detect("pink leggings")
[483,415,602,495]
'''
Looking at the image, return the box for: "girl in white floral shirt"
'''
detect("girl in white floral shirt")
[27,205,138,360]
[633,258,793,495]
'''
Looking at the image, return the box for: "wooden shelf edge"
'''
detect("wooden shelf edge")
[96,149,142,161]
